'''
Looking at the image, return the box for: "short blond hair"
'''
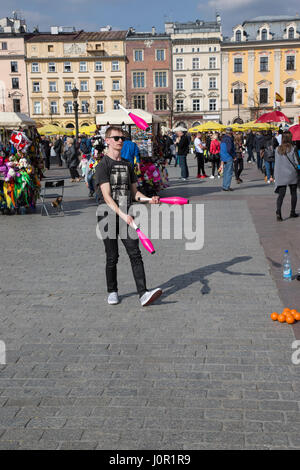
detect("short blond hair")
[105,126,124,139]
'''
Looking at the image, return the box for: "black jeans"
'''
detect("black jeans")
[196,152,205,175]
[234,158,244,180]
[211,155,220,176]
[69,168,80,179]
[178,155,189,179]
[98,211,147,297]
[276,184,298,214]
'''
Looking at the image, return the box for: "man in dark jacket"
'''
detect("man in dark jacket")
[254,132,265,171]
[176,131,190,180]
[53,136,63,167]
[246,130,255,163]
[40,136,51,170]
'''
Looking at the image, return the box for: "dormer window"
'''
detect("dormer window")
[288,27,295,39]
[261,29,268,40]
[236,30,241,42]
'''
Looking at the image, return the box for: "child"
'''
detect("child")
[79,155,88,178]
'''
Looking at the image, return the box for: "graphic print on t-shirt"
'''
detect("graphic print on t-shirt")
[110,164,130,207]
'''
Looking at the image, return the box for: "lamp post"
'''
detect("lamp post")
[72,85,79,140]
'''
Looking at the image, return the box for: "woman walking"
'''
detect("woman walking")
[262,130,278,184]
[209,133,221,179]
[194,132,207,179]
[176,131,190,181]
[234,133,244,184]
[274,131,300,221]
[64,137,81,182]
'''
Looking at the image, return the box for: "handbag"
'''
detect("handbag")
[285,150,300,189]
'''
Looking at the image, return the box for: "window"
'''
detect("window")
[176,58,183,70]
[260,56,268,72]
[155,94,167,111]
[176,100,184,112]
[192,78,200,89]
[261,29,268,40]
[112,61,119,71]
[133,95,145,109]
[12,78,19,89]
[234,89,242,105]
[32,81,40,92]
[192,99,201,111]
[259,88,268,104]
[236,30,241,41]
[286,87,294,103]
[192,57,200,70]
[95,61,103,72]
[80,80,88,91]
[113,99,120,110]
[31,62,39,73]
[176,78,184,90]
[34,101,41,114]
[1,42,7,50]
[11,61,18,73]
[155,71,167,87]
[133,72,145,88]
[134,50,143,62]
[96,80,103,91]
[13,99,20,112]
[64,62,72,72]
[50,101,58,114]
[80,61,87,72]
[156,49,165,61]
[64,101,73,113]
[48,45,54,52]
[95,44,102,50]
[48,62,56,73]
[288,27,295,39]
[96,100,104,113]
[112,80,120,91]
[65,81,72,92]
[209,57,216,69]
[49,81,57,92]
[81,100,89,113]
[234,58,243,73]
[286,55,295,70]
[209,99,217,111]
[209,77,217,89]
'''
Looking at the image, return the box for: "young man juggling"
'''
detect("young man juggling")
[95,126,162,306]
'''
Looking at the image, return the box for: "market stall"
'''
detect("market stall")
[96,109,168,196]
[0,112,43,215]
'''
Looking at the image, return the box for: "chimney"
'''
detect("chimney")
[152,26,156,36]
[51,26,59,35]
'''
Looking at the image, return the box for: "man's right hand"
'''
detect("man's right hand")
[120,213,134,226]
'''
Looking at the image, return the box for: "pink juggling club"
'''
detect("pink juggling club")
[138,196,189,205]
[119,104,150,131]
[132,221,155,255]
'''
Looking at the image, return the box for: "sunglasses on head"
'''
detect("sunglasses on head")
[107,136,126,142]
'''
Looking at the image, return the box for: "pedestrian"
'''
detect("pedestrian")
[53,135,63,167]
[246,130,255,163]
[194,132,207,179]
[95,126,162,307]
[209,133,221,179]
[64,137,81,182]
[261,130,278,184]
[254,131,265,171]
[234,133,244,184]
[220,128,235,192]
[176,131,190,181]
[79,155,89,178]
[40,136,51,170]
[121,131,141,171]
[274,131,300,221]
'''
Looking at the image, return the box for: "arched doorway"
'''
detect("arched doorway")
[233,117,244,124]
[192,121,201,127]
[81,122,90,127]
[66,123,75,128]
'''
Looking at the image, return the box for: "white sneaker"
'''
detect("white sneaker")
[140,288,162,307]
[108,292,119,305]
[217,175,221,179]
[209,175,215,179]
[267,180,271,184]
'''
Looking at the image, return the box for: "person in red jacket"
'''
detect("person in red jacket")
[209,134,221,179]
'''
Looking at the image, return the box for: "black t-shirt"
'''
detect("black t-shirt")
[94,155,137,206]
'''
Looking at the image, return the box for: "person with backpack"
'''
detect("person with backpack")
[262,130,278,184]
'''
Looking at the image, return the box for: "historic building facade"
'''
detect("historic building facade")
[165,16,222,129]
[221,16,300,124]
[126,28,172,126]
[25,29,128,128]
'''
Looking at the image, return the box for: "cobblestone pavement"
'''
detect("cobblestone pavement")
[0,157,300,450]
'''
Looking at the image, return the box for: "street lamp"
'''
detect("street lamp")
[231,83,247,124]
[72,85,79,140]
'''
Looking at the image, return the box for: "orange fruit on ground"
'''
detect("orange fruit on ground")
[271,313,279,321]
[282,308,291,315]
[290,309,297,316]
[286,315,295,324]
[294,312,300,321]
[278,314,286,323]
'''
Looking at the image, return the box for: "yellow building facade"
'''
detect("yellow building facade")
[25,30,128,128]
[222,16,300,125]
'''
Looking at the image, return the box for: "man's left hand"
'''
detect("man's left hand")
[149,196,160,204]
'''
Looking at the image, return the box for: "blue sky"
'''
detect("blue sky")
[2,0,300,36]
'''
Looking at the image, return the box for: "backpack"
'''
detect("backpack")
[263,139,275,162]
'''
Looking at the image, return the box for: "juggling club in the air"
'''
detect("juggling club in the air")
[118,104,150,131]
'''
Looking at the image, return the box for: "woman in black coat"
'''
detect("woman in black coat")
[64,137,80,182]
[176,131,190,180]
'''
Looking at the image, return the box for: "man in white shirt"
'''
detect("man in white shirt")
[194,132,207,179]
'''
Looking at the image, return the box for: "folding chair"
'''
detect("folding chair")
[40,179,64,216]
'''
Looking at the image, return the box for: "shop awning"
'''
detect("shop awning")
[0,112,36,128]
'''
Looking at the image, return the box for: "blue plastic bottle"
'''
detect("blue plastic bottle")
[283,250,292,282]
